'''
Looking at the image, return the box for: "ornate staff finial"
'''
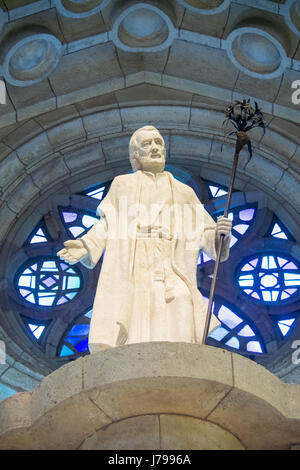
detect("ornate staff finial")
[222,99,266,158]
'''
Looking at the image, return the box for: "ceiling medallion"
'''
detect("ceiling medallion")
[54,0,111,18]
[2,28,63,87]
[283,0,300,37]
[176,0,229,15]
[111,3,175,52]
[225,27,289,79]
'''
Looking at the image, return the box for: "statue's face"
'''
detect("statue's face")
[134,129,166,173]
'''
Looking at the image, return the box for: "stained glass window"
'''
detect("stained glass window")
[59,208,99,239]
[277,318,296,336]
[209,184,228,198]
[265,217,295,242]
[16,257,83,307]
[26,221,51,245]
[59,310,92,357]
[237,254,300,303]
[28,323,46,339]
[198,204,256,265]
[81,181,111,201]
[205,296,264,354]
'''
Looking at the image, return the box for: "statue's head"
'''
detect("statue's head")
[129,125,166,173]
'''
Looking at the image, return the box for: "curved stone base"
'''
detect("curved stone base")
[0,342,300,450]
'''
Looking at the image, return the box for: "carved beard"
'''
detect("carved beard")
[136,150,166,173]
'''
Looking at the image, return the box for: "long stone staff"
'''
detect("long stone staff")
[202,99,266,344]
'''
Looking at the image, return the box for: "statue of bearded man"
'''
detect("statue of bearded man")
[57,126,232,353]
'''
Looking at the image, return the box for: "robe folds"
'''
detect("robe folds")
[79,170,230,353]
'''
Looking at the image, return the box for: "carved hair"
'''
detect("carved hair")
[129,126,165,172]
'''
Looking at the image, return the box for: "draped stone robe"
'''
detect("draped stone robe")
[78,170,230,353]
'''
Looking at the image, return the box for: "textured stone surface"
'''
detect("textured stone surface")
[0,343,300,450]
[160,414,244,450]
[80,415,160,450]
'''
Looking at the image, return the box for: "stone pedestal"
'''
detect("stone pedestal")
[0,342,300,450]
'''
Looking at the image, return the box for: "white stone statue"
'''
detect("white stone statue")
[57,126,232,353]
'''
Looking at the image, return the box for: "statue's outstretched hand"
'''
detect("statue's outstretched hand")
[57,239,88,265]
[216,216,232,240]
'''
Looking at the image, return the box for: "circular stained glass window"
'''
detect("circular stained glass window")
[16,257,83,306]
[237,254,300,302]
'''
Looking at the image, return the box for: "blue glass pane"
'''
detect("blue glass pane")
[208,326,229,341]
[69,324,90,336]
[74,337,89,352]
[84,310,93,319]
[60,345,74,357]
[66,336,82,346]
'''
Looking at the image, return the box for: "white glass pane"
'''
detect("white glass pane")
[273,232,288,240]
[233,224,249,235]
[69,226,85,237]
[218,306,243,329]
[238,325,255,337]
[229,235,238,248]
[18,275,32,287]
[247,341,262,353]
[271,290,279,301]
[42,261,56,269]
[262,291,271,301]
[225,337,239,349]
[82,215,97,229]
[241,263,255,271]
[277,257,288,267]
[250,291,260,299]
[278,324,290,336]
[33,326,45,339]
[31,235,47,243]
[209,185,219,197]
[26,294,35,304]
[271,223,281,235]
[260,275,277,288]
[208,326,229,341]
[279,319,295,327]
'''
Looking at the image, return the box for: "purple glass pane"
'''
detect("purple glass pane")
[239,208,255,221]
[60,263,69,271]
[19,288,30,297]
[62,212,78,223]
[249,258,258,268]
[31,264,37,271]
[284,288,297,295]
[282,262,298,270]
[57,296,68,305]
[42,276,56,288]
